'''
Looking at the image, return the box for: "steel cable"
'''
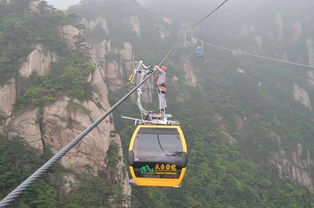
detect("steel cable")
[0,26,180,208]
[0,0,230,205]
[0,69,156,207]
[201,40,314,70]
[191,0,229,28]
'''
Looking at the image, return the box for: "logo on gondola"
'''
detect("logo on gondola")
[155,164,177,171]
[140,165,154,174]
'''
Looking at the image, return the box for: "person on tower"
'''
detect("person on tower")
[155,65,168,118]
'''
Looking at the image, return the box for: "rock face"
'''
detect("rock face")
[159,19,171,39]
[89,36,135,92]
[91,40,111,71]
[0,78,16,118]
[90,67,111,109]
[128,16,141,37]
[272,140,314,191]
[162,17,171,24]
[62,25,80,48]
[307,37,314,66]
[37,66,113,173]
[106,61,123,91]
[82,17,109,34]
[100,39,149,106]
[213,114,237,143]
[254,35,262,50]
[7,92,107,171]
[235,24,256,37]
[2,10,138,200]
[306,38,314,89]
[183,57,198,86]
[307,71,314,89]
[8,109,43,152]
[235,115,248,132]
[275,12,284,41]
[293,83,312,110]
[91,41,135,92]
[19,44,57,78]
[28,0,40,12]
[159,25,170,39]
[292,21,303,41]
[111,134,132,207]
[1,22,130,194]
[120,42,134,71]
[43,96,112,174]
[237,68,246,74]
[120,42,135,97]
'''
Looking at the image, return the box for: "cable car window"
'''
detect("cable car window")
[133,128,183,163]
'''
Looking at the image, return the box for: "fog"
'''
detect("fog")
[46,0,81,10]
[46,0,143,10]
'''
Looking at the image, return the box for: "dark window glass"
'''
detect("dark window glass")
[133,128,183,163]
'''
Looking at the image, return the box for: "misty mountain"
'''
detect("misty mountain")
[1,0,314,207]
[68,0,314,207]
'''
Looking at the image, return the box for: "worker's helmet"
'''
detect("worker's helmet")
[161,66,167,71]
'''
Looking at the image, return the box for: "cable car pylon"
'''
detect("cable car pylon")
[124,60,188,187]
[0,0,231,204]
[125,61,178,125]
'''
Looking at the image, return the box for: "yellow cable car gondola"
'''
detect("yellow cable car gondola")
[128,124,187,187]
[124,62,188,187]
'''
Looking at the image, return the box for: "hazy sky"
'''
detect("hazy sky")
[46,0,143,10]
[46,0,81,10]
[45,0,239,11]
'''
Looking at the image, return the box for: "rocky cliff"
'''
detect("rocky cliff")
[148,0,314,194]
[247,13,314,192]
[60,0,314,207]
[2,0,313,206]
[0,0,131,202]
[224,12,314,194]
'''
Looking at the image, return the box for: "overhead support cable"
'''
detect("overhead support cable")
[0,31,180,208]
[190,0,230,28]
[0,0,227,205]
[0,69,156,208]
[201,40,314,70]
[159,35,180,65]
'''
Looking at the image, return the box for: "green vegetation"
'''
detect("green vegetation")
[106,142,121,171]
[0,1,127,207]
[116,81,314,207]
[1,0,314,207]
[71,0,314,206]
[105,52,121,61]
[0,133,127,208]
[62,142,127,208]
[0,0,72,85]
[0,134,57,207]
[0,115,5,126]
[68,0,174,63]
[67,101,92,115]
[0,0,95,111]
[16,53,94,110]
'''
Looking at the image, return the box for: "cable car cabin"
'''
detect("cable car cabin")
[128,125,187,187]
[195,46,204,57]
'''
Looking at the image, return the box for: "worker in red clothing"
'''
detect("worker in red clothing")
[155,65,167,117]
